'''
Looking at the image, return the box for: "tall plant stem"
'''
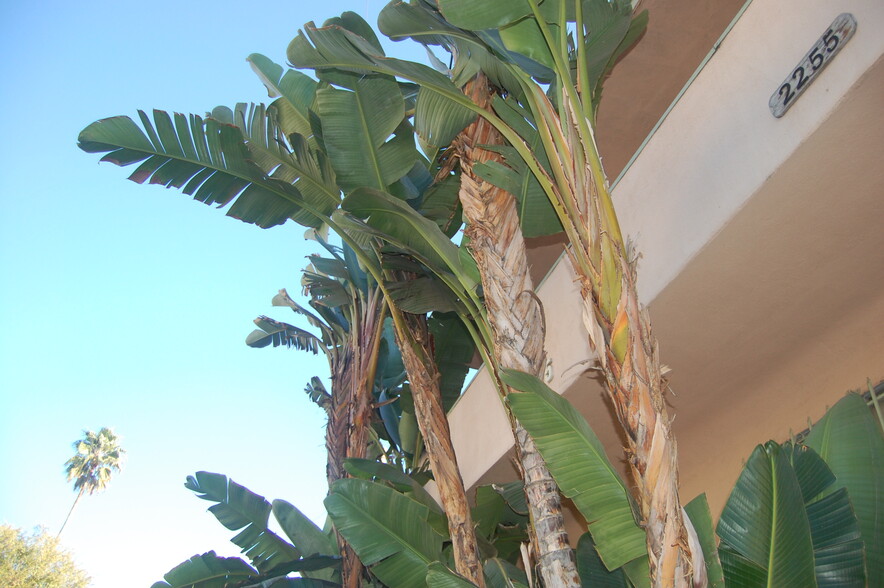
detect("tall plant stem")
[394,309,485,587]
[320,287,386,588]
[57,487,85,538]
[453,74,580,588]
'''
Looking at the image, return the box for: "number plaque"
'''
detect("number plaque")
[769,13,857,118]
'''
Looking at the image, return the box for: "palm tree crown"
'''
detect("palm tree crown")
[58,427,124,536]
[64,427,124,494]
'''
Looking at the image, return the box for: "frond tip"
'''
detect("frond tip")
[246,316,323,354]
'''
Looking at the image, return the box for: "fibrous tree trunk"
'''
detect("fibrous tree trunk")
[394,310,486,587]
[451,74,581,588]
[536,92,696,586]
[324,292,386,588]
[580,263,694,587]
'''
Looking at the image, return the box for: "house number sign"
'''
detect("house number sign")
[769,13,857,118]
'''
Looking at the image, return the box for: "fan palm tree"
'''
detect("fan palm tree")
[58,427,124,537]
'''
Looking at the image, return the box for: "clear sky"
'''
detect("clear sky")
[0,1,427,586]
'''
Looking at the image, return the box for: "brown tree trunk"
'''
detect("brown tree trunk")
[325,296,385,588]
[575,255,693,587]
[550,96,696,585]
[326,342,365,588]
[453,74,581,588]
[394,311,486,587]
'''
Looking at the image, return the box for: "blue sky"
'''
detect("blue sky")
[0,1,427,585]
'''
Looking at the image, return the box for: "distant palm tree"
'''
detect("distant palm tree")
[58,428,124,537]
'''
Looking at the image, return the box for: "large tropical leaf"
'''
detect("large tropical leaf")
[716,442,817,587]
[342,458,443,517]
[271,289,341,347]
[589,9,649,115]
[436,0,534,31]
[378,0,536,95]
[578,0,633,97]
[501,368,646,570]
[484,557,529,588]
[803,488,865,587]
[324,478,444,587]
[288,17,478,128]
[340,187,476,292]
[185,472,301,573]
[270,500,340,583]
[247,53,318,141]
[317,77,418,194]
[575,533,628,588]
[426,562,478,588]
[78,107,339,229]
[683,494,724,588]
[386,276,460,314]
[151,551,258,588]
[429,312,476,411]
[272,499,337,558]
[414,86,477,153]
[804,393,882,587]
[471,485,528,540]
[246,316,322,353]
[492,480,528,517]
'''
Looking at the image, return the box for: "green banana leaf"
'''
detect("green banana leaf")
[491,480,528,516]
[246,53,318,141]
[589,9,649,115]
[387,276,461,314]
[426,562,478,587]
[501,368,647,570]
[151,551,257,588]
[341,187,476,293]
[484,557,529,588]
[804,393,882,587]
[324,477,445,587]
[317,77,417,194]
[185,472,301,573]
[288,18,475,130]
[417,174,464,238]
[78,107,337,229]
[246,316,322,353]
[717,442,813,586]
[342,458,444,517]
[437,0,534,31]
[415,86,477,153]
[683,493,724,588]
[429,312,476,412]
[272,499,339,583]
[578,0,633,96]
[240,580,339,588]
[575,532,628,587]
[472,485,528,535]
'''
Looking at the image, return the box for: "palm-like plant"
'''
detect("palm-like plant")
[58,427,125,537]
[78,30,488,582]
[77,2,686,584]
[287,2,696,584]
